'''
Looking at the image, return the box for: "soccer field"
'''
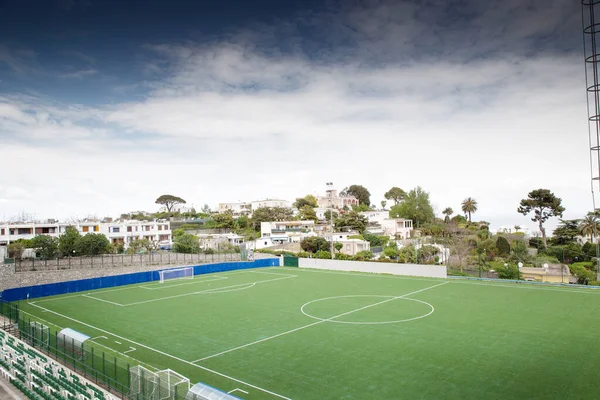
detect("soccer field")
[16,266,600,399]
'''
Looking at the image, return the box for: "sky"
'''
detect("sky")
[0,0,592,233]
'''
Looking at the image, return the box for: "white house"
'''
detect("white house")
[196,233,244,250]
[217,202,252,216]
[360,211,413,240]
[260,220,316,245]
[0,220,172,252]
[250,199,292,211]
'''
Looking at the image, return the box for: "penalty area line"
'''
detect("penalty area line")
[28,302,291,400]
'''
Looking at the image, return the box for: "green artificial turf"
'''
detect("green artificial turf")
[16,266,600,399]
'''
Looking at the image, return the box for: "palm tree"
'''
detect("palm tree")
[514,225,521,232]
[579,215,600,243]
[461,197,478,223]
[381,200,387,211]
[442,207,453,223]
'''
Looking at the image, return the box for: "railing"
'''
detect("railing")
[12,252,242,272]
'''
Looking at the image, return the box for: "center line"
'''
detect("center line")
[193,281,449,363]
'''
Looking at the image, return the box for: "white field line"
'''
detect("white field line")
[33,284,143,303]
[247,270,299,278]
[81,294,125,307]
[123,275,296,306]
[124,347,136,354]
[282,267,600,295]
[18,310,156,370]
[32,270,254,303]
[193,281,449,363]
[28,303,291,400]
[140,276,228,290]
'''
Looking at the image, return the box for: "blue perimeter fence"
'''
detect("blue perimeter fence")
[0,258,280,302]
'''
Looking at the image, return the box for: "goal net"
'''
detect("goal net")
[130,366,190,400]
[159,267,194,284]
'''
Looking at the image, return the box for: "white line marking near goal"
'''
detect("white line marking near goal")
[28,303,292,400]
[18,310,157,370]
[123,275,296,306]
[193,281,449,363]
[124,347,136,354]
[115,341,121,344]
[81,294,124,307]
[228,388,249,395]
[247,270,298,278]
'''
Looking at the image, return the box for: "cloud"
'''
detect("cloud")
[59,68,98,79]
[0,45,38,74]
[0,0,591,233]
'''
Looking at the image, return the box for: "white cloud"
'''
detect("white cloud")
[0,0,591,233]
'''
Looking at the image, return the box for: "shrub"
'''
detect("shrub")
[496,263,519,280]
[315,250,332,259]
[353,250,374,261]
[335,253,352,260]
[496,236,511,256]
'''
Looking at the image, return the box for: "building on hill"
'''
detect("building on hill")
[217,202,252,216]
[260,220,316,245]
[317,187,359,209]
[0,220,172,252]
[360,211,413,240]
[250,199,292,211]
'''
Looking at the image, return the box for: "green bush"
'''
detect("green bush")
[315,250,332,259]
[496,263,519,280]
[569,263,596,284]
[335,253,352,260]
[353,250,374,261]
[496,236,511,256]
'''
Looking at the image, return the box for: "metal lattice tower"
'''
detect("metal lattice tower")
[583,1,600,196]
[582,0,600,281]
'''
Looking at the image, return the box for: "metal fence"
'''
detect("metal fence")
[12,252,242,272]
[0,300,132,398]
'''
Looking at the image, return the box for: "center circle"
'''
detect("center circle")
[300,295,434,325]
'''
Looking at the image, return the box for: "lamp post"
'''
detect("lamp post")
[517,262,523,281]
[327,182,335,260]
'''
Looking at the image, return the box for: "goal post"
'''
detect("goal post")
[159,267,194,284]
[129,366,190,400]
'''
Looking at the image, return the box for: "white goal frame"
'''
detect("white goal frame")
[159,267,194,284]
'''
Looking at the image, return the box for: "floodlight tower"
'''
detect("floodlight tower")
[582,0,600,280]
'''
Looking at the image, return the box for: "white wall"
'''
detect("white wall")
[298,258,447,279]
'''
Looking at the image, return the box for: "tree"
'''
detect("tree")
[173,234,200,253]
[346,185,371,206]
[384,187,406,205]
[30,235,59,260]
[127,238,153,254]
[362,233,388,248]
[201,204,212,214]
[381,200,387,210]
[514,225,521,232]
[251,207,294,230]
[293,195,318,209]
[300,237,330,253]
[212,212,235,229]
[579,215,600,243]
[334,211,368,233]
[59,226,82,257]
[8,241,26,260]
[334,242,343,253]
[442,207,454,223]
[461,197,478,223]
[389,187,435,227]
[76,233,111,256]
[552,219,581,245]
[298,205,318,222]
[517,189,565,249]
[155,194,186,213]
[496,236,511,257]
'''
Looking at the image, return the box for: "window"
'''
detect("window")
[113,227,120,233]
[0,228,4,235]
[82,226,89,232]
[158,225,162,231]
[94,226,99,232]
[145,226,150,231]
[127,226,132,232]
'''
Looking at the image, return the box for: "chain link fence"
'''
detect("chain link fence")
[12,252,243,272]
